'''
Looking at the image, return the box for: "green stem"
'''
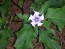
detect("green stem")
[34,26,39,42]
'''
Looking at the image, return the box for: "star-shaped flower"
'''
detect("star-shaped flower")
[29,11,44,27]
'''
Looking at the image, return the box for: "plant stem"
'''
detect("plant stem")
[37,27,39,42]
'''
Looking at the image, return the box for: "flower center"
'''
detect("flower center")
[34,17,39,22]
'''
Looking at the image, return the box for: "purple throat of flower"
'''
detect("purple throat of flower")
[34,17,39,22]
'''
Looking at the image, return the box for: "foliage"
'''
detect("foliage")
[0,0,11,17]
[45,6,65,31]
[16,13,29,23]
[0,0,65,49]
[14,0,65,49]
[0,27,12,49]
[0,0,12,49]
[14,24,36,49]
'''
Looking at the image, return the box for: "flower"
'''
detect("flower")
[29,11,44,27]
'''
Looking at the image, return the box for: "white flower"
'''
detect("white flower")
[29,11,44,27]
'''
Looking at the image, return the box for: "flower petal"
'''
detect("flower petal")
[28,15,34,20]
[31,22,36,27]
[39,15,44,21]
[34,11,39,17]
[37,22,43,26]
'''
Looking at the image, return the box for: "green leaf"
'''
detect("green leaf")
[33,26,38,36]
[0,0,11,17]
[0,27,12,49]
[34,0,44,4]
[39,29,61,49]
[43,20,55,35]
[39,1,50,14]
[45,6,65,31]
[30,3,37,11]
[14,24,36,49]
[18,0,24,8]
[49,0,65,8]
[16,14,29,23]
[43,20,51,30]
[0,18,6,26]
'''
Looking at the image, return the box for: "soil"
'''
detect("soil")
[4,0,65,49]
